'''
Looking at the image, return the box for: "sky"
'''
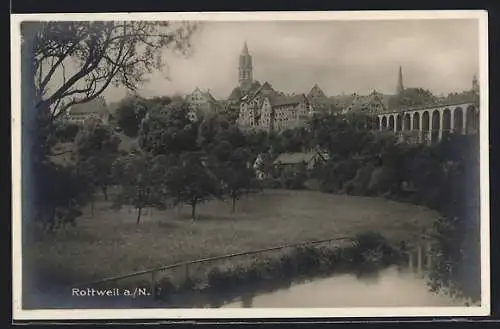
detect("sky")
[101,19,480,103]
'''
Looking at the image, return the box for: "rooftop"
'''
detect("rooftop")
[68,97,108,115]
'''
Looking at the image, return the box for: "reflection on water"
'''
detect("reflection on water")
[222,266,464,308]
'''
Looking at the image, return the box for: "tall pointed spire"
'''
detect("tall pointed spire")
[239,41,253,91]
[396,65,404,95]
[472,73,479,95]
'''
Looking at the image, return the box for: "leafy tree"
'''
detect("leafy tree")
[20,20,198,234]
[138,100,199,155]
[114,95,150,137]
[53,121,80,142]
[214,147,256,212]
[426,135,481,302]
[74,123,120,205]
[397,88,437,108]
[35,160,90,232]
[308,112,373,159]
[112,152,169,224]
[166,151,222,219]
[26,21,197,120]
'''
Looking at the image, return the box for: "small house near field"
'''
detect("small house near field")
[273,151,329,172]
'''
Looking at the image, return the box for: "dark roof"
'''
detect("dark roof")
[228,81,262,101]
[268,94,307,108]
[69,97,108,115]
[307,84,327,99]
[331,94,356,108]
[273,151,325,165]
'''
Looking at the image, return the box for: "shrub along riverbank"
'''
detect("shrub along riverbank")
[103,232,406,308]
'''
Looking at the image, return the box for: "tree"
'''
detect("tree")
[74,123,120,212]
[308,112,373,159]
[397,88,437,108]
[26,21,197,120]
[53,121,80,142]
[20,20,198,232]
[112,152,169,224]
[166,151,222,219]
[35,160,90,232]
[114,95,150,137]
[212,146,256,212]
[138,100,199,155]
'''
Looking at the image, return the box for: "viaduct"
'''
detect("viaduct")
[373,101,480,144]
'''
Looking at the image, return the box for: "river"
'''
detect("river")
[220,266,465,308]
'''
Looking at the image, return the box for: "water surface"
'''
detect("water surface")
[222,266,465,308]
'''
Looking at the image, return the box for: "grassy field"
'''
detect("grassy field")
[27,189,439,285]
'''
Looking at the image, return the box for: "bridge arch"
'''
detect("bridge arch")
[403,113,411,131]
[442,108,452,139]
[431,110,440,143]
[466,105,478,134]
[422,111,430,132]
[396,114,402,131]
[376,116,381,130]
[389,115,395,130]
[454,107,464,134]
[413,112,420,131]
[381,116,387,129]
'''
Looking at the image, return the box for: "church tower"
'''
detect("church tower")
[396,65,404,95]
[239,41,253,91]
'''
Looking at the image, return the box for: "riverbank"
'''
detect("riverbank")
[26,189,439,286]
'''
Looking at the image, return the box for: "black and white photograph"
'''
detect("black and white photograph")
[11,11,490,320]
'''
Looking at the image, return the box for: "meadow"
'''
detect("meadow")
[27,189,439,285]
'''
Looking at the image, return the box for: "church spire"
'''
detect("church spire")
[396,65,404,95]
[472,73,479,95]
[239,41,253,91]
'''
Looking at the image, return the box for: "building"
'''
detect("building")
[239,41,254,92]
[185,87,222,121]
[273,151,328,172]
[307,84,340,114]
[342,90,394,115]
[238,81,312,132]
[233,42,314,132]
[66,96,110,125]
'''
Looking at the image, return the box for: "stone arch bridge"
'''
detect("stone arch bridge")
[373,102,480,144]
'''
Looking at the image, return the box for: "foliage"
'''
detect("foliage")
[397,88,437,108]
[138,100,199,155]
[74,123,120,203]
[166,151,222,219]
[22,19,197,234]
[308,112,373,158]
[425,135,481,301]
[112,152,169,224]
[24,20,198,119]
[53,121,80,142]
[34,160,88,231]
[114,95,155,137]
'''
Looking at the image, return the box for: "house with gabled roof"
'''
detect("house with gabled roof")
[66,96,110,125]
[185,87,222,121]
[273,150,329,172]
